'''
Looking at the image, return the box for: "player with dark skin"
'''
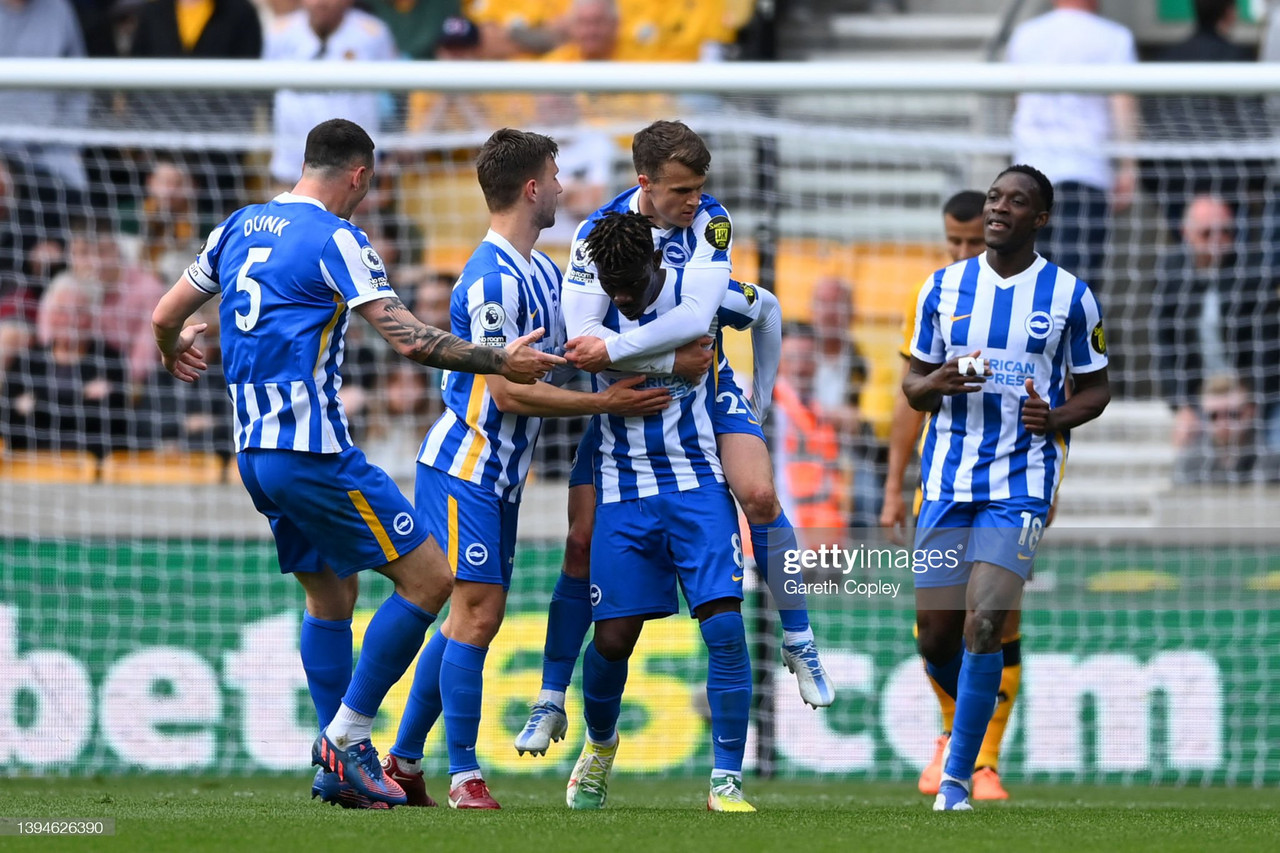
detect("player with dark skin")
[903,168,1111,661]
[584,231,742,665]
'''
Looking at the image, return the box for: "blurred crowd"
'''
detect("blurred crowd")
[3,0,1280,518]
[0,0,758,480]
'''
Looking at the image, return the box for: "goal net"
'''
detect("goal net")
[1,60,1278,786]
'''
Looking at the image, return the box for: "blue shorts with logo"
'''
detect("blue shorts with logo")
[712,363,765,441]
[590,484,745,620]
[415,463,519,590]
[238,446,427,578]
[912,496,1052,587]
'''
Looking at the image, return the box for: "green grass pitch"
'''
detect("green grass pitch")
[1,777,1276,852]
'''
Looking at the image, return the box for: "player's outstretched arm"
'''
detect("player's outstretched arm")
[902,351,989,413]
[152,276,216,382]
[745,287,782,421]
[561,286,677,375]
[1022,367,1110,436]
[486,373,670,418]
[356,297,562,383]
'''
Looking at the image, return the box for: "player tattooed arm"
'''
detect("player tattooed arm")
[357,297,563,384]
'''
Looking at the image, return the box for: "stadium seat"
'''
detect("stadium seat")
[102,450,236,485]
[0,450,101,484]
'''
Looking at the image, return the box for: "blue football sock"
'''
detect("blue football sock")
[390,628,449,761]
[581,641,628,744]
[299,612,352,729]
[542,573,592,694]
[441,640,488,775]
[343,592,436,718]
[925,647,963,702]
[700,611,752,774]
[944,649,1004,782]
[750,511,810,633]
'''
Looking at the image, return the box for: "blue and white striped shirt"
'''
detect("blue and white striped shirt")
[186,193,395,454]
[911,253,1108,502]
[416,231,568,502]
[590,266,724,504]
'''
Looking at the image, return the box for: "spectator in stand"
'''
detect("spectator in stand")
[770,322,848,531]
[128,0,264,216]
[808,274,882,528]
[1152,194,1280,450]
[1144,0,1268,240]
[0,158,67,281]
[535,94,613,249]
[71,0,120,57]
[1174,373,1280,485]
[621,0,740,62]
[130,0,262,57]
[540,0,645,61]
[264,0,398,187]
[0,0,91,194]
[136,306,233,463]
[362,359,436,481]
[251,0,299,28]
[540,0,675,127]
[119,157,207,283]
[1160,0,1254,61]
[1,274,130,458]
[0,156,75,371]
[65,221,167,386]
[1005,0,1137,291]
[405,16,519,134]
[362,0,459,59]
[464,0,568,59]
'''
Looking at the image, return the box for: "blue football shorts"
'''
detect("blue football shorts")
[238,446,428,578]
[912,496,1052,587]
[415,463,519,590]
[711,363,765,441]
[589,484,745,620]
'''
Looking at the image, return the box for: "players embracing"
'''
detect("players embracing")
[508,121,834,811]
[904,165,1110,811]
[378,128,672,810]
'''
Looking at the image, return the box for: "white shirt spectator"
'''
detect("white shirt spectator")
[540,130,614,247]
[0,0,88,191]
[264,8,397,184]
[1007,7,1137,191]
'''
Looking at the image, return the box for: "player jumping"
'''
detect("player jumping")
[516,120,831,761]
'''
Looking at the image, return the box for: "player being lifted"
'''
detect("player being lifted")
[905,165,1109,811]
[559,210,756,811]
[374,129,673,810]
[516,120,831,760]
[151,119,561,808]
[880,191,1031,801]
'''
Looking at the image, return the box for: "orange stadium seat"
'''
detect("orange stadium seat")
[0,450,101,484]
[103,450,236,485]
